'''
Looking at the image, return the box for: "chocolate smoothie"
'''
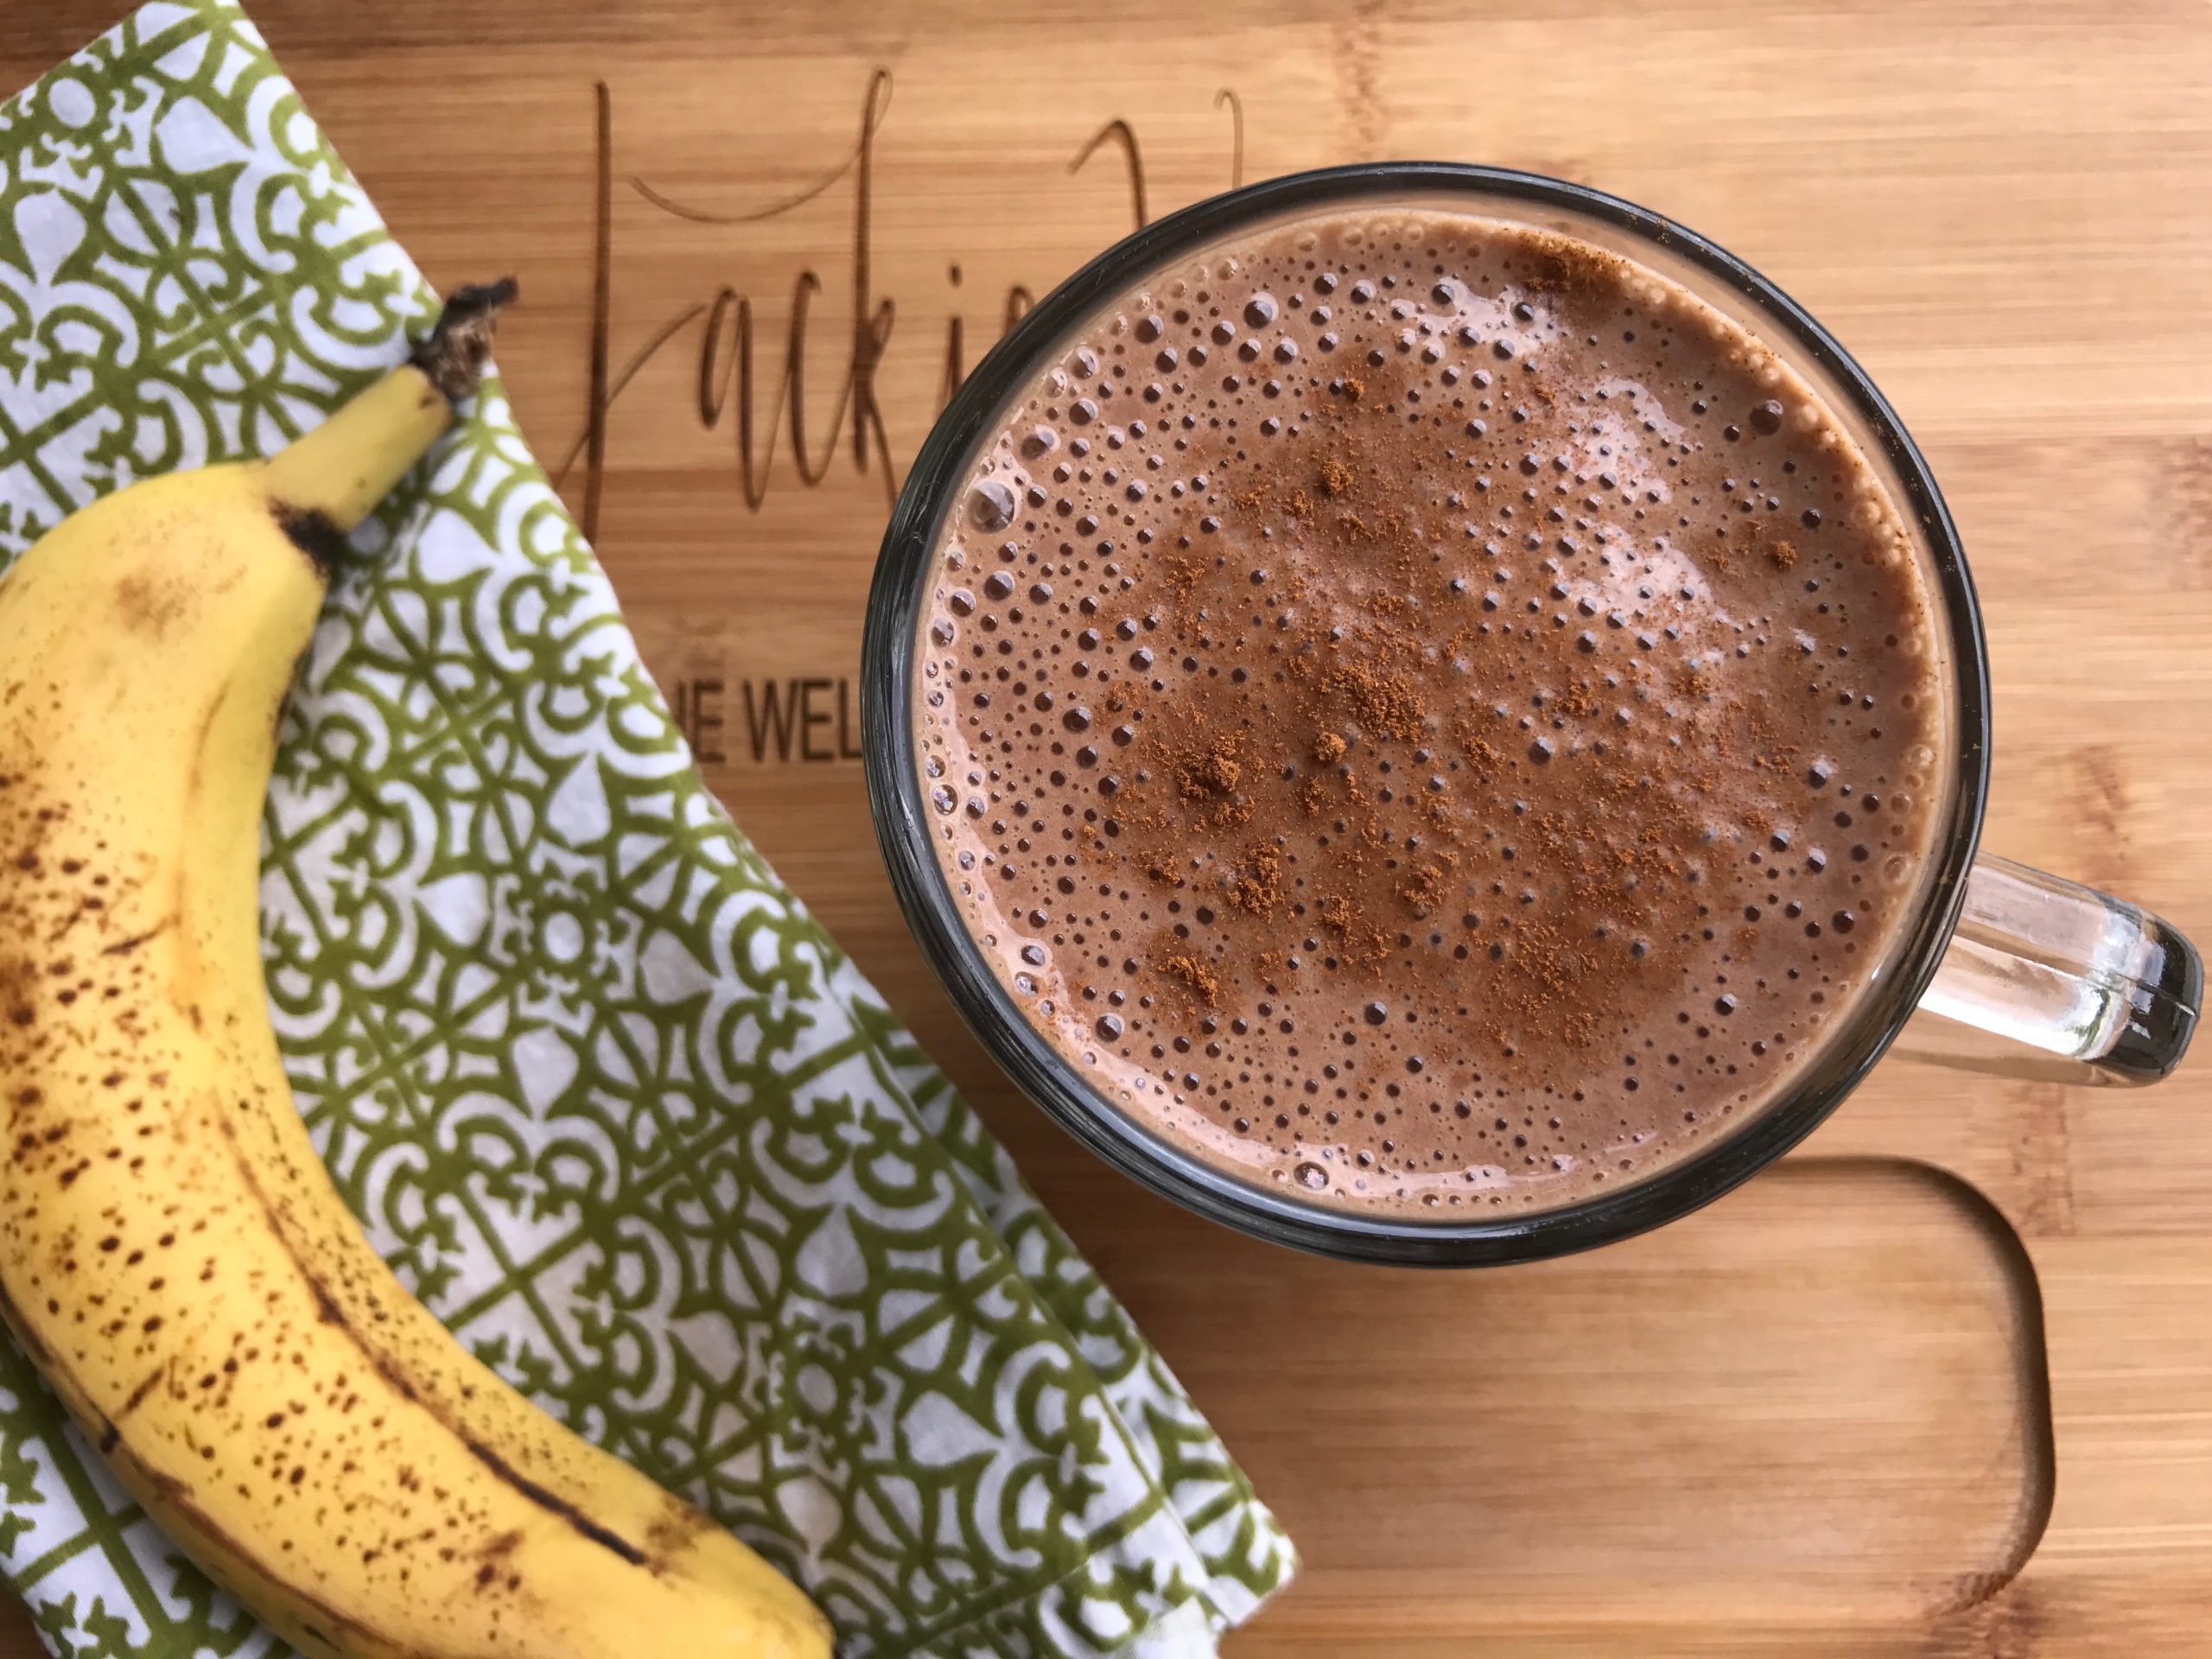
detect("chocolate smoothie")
[911,208,1949,1217]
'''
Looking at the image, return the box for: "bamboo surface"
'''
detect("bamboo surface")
[3,1,2210,1651]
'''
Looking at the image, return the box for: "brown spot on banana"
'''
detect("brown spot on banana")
[644,1498,715,1570]
[100,917,173,957]
[44,894,101,946]
[185,677,232,810]
[273,505,351,577]
[478,1529,524,1566]
[205,1110,658,1568]
[111,569,196,638]
[457,1433,650,1568]
[115,1360,168,1423]
[0,953,36,1003]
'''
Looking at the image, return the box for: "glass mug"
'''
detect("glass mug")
[861,163,2200,1266]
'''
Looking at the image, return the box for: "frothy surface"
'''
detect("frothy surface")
[912,209,1947,1217]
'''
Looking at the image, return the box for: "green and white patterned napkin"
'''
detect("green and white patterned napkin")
[0,3,1295,1654]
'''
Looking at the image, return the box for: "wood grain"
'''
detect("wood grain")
[3,1,2209,1652]
[1110,1160,2056,1640]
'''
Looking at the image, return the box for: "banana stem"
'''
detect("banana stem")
[408,278,518,402]
[257,278,518,536]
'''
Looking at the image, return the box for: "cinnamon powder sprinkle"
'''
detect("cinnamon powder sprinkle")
[1318,661,1427,743]
[1227,845,1284,915]
[1154,951,1220,1006]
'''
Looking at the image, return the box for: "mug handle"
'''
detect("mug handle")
[1904,853,2200,1084]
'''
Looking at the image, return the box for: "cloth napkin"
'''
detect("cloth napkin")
[0,3,1296,1654]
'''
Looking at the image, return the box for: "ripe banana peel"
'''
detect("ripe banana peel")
[0,283,832,1659]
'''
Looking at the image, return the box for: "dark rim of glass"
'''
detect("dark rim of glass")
[863,162,1993,1266]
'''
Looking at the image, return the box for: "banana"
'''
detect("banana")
[0,285,832,1659]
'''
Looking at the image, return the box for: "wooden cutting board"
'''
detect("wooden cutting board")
[3,1,2209,1651]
